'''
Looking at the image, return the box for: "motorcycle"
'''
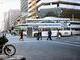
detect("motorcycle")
[2,44,16,56]
[0,35,16,56]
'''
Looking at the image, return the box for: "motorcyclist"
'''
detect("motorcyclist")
[0,33,8,53]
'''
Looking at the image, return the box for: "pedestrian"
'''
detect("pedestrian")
[47,29,52,40]
[57,29,61,39]
[37,29,42,40]
[0,33,8,53]
[39,29,42,40]
[19,30,24,41]
[37,30,40,40]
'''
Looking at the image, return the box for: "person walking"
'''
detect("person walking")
[37,29,42,40]
[39,29,42,40]
[57,29,61,39]
[47,29,52,40]
[19,30,24,41]
[37,30,40,40]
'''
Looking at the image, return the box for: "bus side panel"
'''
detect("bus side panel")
[59,30,71,36]
[42,31,58,37]
[52,31,58,36]
[42,31,48,37]
[72,30,80,35]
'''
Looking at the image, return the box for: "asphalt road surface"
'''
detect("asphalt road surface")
[10,36,80,60]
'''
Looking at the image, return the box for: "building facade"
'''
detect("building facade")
[20,0,28,21]
[21,0,28,15]
[4,9,20,31]
[20,0,80,20]
[21,0,39,19]
[4,12,9,31]
[37,0,80,19]
[28,0,38,19]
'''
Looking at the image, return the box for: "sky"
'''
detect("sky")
[3,0,20,12]
[0,0,20,31]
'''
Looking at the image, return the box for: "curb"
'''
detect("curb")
[0,55,7,60]
[6,55,26,60]
[0,55,26,60]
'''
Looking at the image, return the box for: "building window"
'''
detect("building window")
[43,3,50,5]
[36,0,40,3]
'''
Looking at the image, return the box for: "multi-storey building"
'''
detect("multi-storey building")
[21,0,80,19]
[20,0,39,19]
[28,0,38,19]
[4,12,9,31]
[37,0,80,19]
[21,0,28,20]
[4,9,20,31]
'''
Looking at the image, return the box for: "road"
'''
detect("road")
[6,34,80,60]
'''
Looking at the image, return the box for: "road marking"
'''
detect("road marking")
[65,41,80,44]
[51,41,80,47]
[7,37,80,47]
[19,40,80,47]
[18,40,80,47]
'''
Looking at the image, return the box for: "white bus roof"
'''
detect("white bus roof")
[26,17,70,21]
[42,17,70,21]
[18,23,66,28]
[38,26,62,28]
[70,25,80,28]
[26,23,64,26]
[70,21,80,23]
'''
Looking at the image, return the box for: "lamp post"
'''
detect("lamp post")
[56,7,63,17]
[72,14,74,21]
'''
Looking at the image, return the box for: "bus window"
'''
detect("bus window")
[71,28,80,31]
[64,28,70,30]
[52,28,58,30]
[33,27,38,31]
[43,28,49,31]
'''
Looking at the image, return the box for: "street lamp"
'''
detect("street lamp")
[56,7,63,17]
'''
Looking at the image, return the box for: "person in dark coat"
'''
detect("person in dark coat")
[19,30,24,41]
[39,29,42,40]
[37,29,42,40]
[0,34,8,53]
[47,29,52,40]
[37,31,40,40]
